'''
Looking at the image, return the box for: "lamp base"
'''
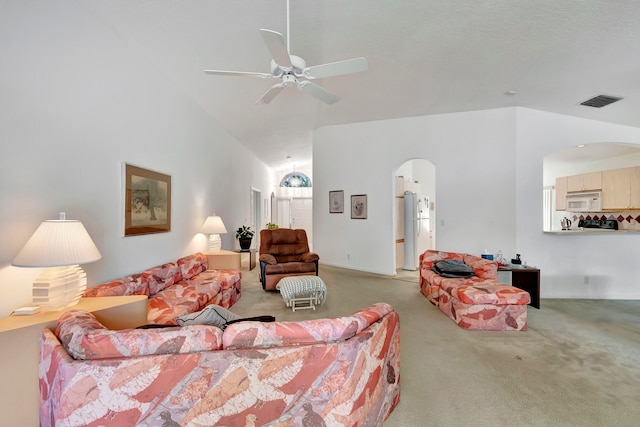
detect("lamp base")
[208,234,222,253]
[32,265,87,312]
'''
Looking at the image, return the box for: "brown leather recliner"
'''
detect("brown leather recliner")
[259,228,319,291]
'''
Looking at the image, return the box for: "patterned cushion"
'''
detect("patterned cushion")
[147,284,202,325]
[55,309,222,360]
[456,284,531,305]
[177,253,208,280]
[223,303,392,350]
[142,262,182,295]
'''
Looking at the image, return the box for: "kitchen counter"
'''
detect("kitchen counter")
[545,229,640,234]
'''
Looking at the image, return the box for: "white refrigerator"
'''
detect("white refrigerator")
[403,192,430,270]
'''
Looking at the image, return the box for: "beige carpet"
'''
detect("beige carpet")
[231,264,640,427]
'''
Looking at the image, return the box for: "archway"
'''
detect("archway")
[394,158,436,272]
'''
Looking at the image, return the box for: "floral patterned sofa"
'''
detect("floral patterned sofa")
[420,250,530,331]
[39,303,401,426]
[83,253,241,325]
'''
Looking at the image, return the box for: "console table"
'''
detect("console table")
[0,296,148,426]
[498,266,540,309]
[205,250,241,270]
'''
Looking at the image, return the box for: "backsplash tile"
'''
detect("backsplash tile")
[570,211,640,230]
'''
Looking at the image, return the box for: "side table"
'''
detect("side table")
[235,249,256,271]
[205,250,241,270]
[498,266,540,309]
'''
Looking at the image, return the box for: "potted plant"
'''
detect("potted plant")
[235,225,254,250]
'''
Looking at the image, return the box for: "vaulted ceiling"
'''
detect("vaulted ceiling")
[84,0,640,170]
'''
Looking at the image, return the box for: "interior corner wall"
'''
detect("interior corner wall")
[515,108,640,299]
[313,108,518,276]
[0,2,274,317]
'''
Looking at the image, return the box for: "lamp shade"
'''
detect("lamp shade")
[12,213,102,311]
[201,216,227,235]
[12,215,102,268]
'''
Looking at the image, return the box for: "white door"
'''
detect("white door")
[291,198,313,250]
[275,198,291,229]
[250,188,261,250]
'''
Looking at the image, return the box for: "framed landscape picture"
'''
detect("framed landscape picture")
[329,190,344,213]
[351,194,367,219]
[124,164,171,236]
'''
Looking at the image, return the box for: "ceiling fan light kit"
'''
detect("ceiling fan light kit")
[203,2,367,105]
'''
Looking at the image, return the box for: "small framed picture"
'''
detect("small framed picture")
[351,194,367,219]
[329,190,344,213]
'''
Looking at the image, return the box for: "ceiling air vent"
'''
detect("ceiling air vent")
[580,94,623,108]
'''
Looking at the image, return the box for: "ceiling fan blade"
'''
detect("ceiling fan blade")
[298,81,340,105]
[260,29,292,69]
[303,57,368,79]
[256,83,284,104]
[204,69,273,78]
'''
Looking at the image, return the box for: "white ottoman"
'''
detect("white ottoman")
[276,276,327,312]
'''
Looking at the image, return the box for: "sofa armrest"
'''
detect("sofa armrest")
[301,252,319,263]
[56,309,223,360]
[259,254,277,265]
[83,274,147,297]
[463,254,498,279]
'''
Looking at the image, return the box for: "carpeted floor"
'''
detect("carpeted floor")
[231,264,640,427]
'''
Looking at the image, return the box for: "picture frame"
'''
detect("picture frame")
[329,190,344,213]
[351,194,367,219]
[124,163,171,236]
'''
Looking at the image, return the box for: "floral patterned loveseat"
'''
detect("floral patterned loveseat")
[420,250,530,331]
[83,253,241,325]
[39,303,401,426]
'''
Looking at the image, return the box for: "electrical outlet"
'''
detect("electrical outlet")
[584,276,590,285]
[347,254,350,260]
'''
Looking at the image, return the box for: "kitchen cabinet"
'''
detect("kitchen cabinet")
[602,166,640,209]
[555,176,568,210]
[567,171,602,192]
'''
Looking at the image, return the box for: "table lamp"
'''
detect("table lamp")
[201,215,227,253]
[12,212,102,312]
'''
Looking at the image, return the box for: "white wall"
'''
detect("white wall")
[515,108,640,299]
[313,108,517,275]
[314,107,640,299]
[0,1,274,317]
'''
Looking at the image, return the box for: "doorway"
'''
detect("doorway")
[272,196,314,250]
[250,188,261,250]
[394,159,436,273]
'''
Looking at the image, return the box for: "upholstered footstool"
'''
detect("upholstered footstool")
[276,276,327,312]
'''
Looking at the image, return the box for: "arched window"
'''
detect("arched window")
[280,172,312,187]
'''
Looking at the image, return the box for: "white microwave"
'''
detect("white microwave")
[566,191,602,212]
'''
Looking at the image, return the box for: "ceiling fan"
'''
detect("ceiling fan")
[203,0,368,105]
